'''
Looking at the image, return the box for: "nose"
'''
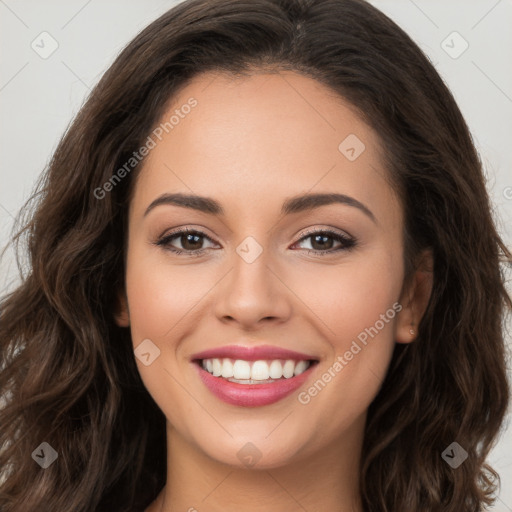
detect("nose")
[213,246,293,330]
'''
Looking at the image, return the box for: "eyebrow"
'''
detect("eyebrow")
[144,192,376,223]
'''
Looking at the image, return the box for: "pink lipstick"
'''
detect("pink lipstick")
[191,345,318,407]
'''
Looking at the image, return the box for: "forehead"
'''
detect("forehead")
[131,70,400,225]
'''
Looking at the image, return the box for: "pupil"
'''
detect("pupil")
[183,233,201,250]
[312,234,332,250]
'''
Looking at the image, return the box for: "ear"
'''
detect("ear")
[114,290,130,327]
[395,248,433,344]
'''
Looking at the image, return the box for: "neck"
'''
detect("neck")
[148,417,365,512]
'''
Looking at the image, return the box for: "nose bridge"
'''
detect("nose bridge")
[233,234,271,289]
[213,233,292,325]
[230,233,276,302]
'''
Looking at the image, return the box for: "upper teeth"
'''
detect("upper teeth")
[201,358,311,380]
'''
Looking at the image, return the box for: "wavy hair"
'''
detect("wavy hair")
[1,0,510,510]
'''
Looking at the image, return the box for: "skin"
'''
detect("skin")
[115,70,433,512]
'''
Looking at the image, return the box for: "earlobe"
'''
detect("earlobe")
[114,292,130,327]
[395,249,434,344]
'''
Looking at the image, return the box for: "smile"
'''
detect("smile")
[191,345,319,407]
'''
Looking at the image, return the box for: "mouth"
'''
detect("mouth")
[191,351,319,407]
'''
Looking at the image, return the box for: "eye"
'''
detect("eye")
[292,229,356,255]
[154,227,357,257]
[155,228,217,256]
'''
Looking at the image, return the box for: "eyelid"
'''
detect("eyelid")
[156,225,354,248]
[295,225,354,242]
[156,226,218,248]
[154,217,361,259]
[291,227,357,253]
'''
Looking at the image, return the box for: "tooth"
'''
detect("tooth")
[233,359,251,379]
[212,358,222,377]
[294,360,309,376]
[206,357,311,380]
[228,377,276,384]
[269,360,283,379]
[221,358,234,378]
[251,360,270,380]
[282,360,295,378]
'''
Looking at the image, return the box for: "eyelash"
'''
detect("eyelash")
[155,227,357,257]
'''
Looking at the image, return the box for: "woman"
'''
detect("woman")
[0,0,510,510]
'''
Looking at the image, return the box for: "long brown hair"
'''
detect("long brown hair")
[1,0,510,510]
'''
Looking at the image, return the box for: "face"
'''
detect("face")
[116,70,427,469]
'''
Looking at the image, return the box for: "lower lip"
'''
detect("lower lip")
[195,363,316,407]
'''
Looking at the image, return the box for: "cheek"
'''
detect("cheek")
[123,248,214,433]
[124,248,214,343]
[290,252,402,419]
[288,250,402,347]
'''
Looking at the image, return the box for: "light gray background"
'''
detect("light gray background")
[0,0,511,508]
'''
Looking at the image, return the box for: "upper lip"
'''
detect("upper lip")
[191,344,318,362]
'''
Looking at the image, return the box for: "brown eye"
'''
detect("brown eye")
[294,230,356,255]
[156,228,217,256]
